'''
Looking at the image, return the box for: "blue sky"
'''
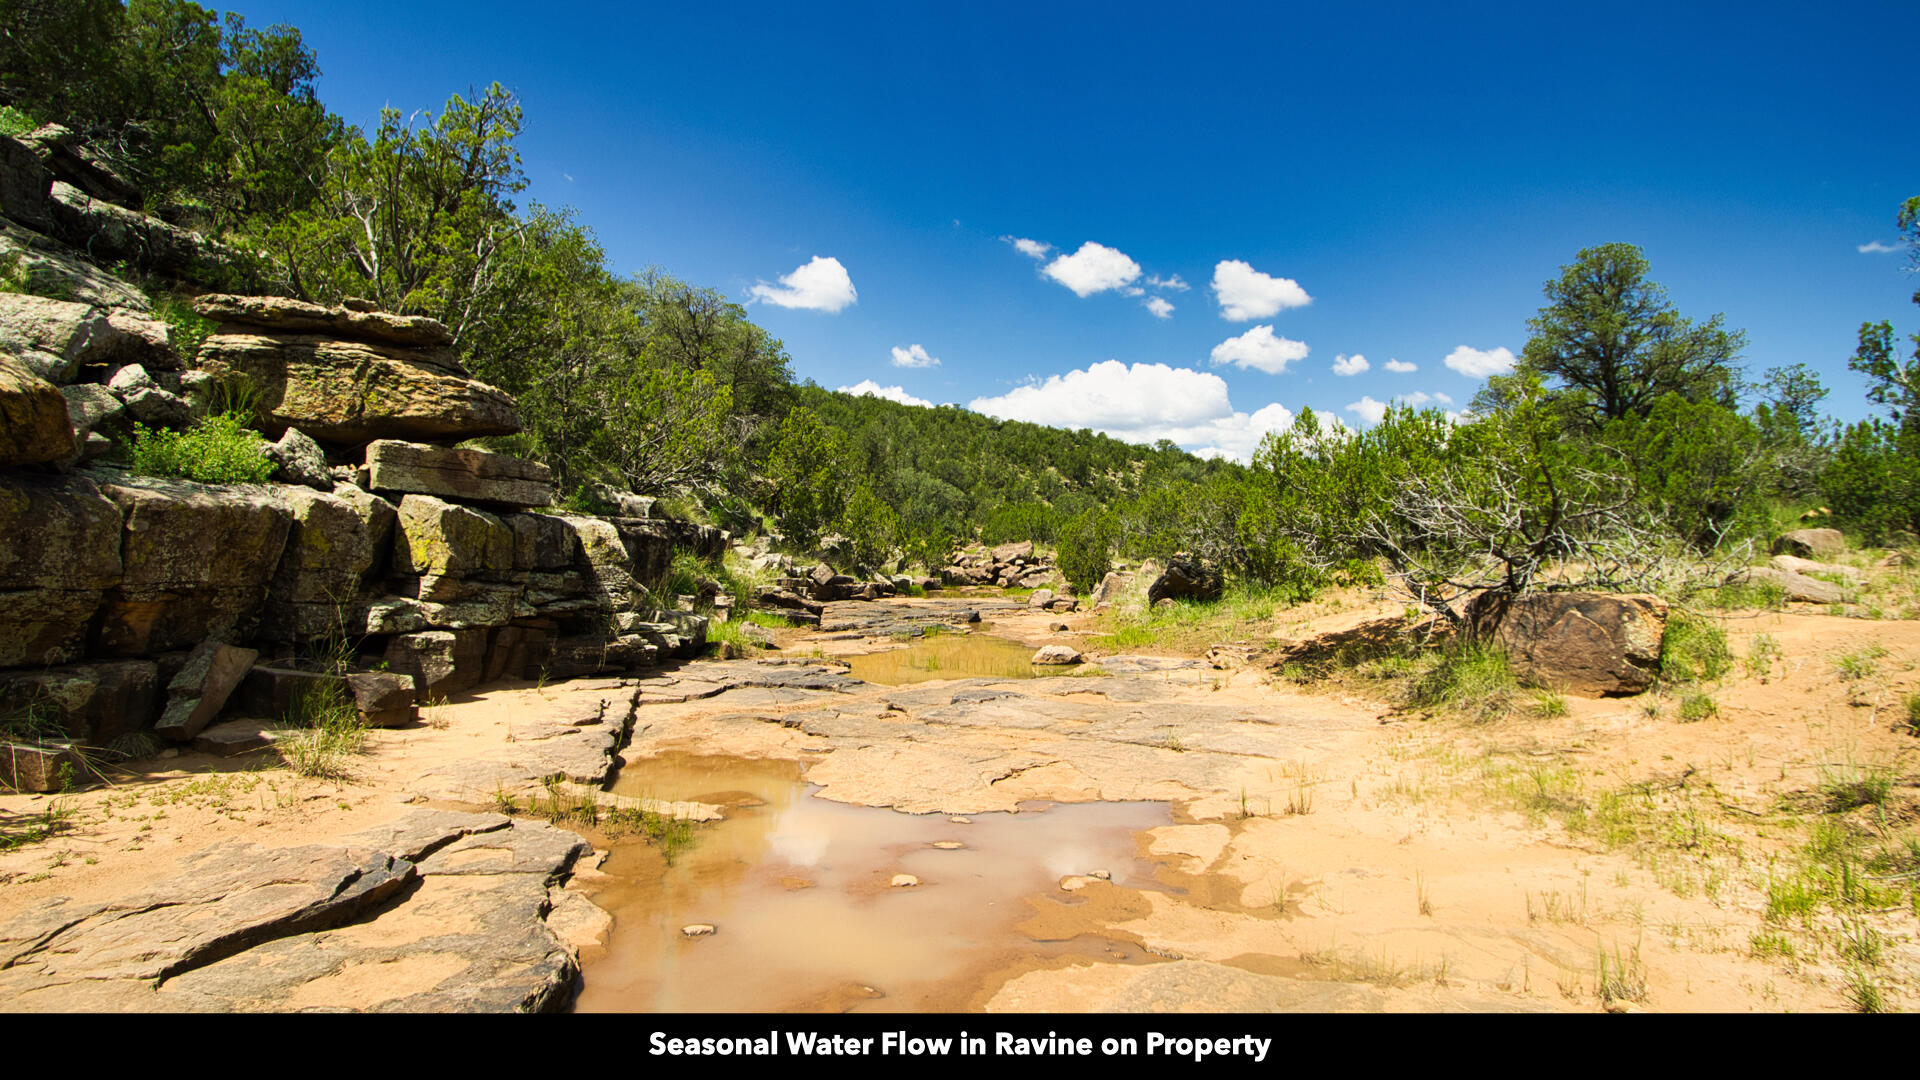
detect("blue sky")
[230,0,1918,458]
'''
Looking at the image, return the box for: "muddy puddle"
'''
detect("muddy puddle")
[575,752,1171,1012]
[843,629,1069,685]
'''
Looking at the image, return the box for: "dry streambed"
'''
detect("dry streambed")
[1,596,1911,1011]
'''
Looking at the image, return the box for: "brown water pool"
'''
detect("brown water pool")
[573,752,1170,1012]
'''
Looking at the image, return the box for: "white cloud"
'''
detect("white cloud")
[1042,241,1143,297]
[1397,390,1454,408]
[838,379,933,408]
[1121,285,1145,297]
[1331,353,1369,376]
[968,360,1295,462]
[1346,395,1388,426]
[1384,358,1417,373]
[1147,274,1190,292]
[1209,325,1310,375]
[1211,259,1312,321]
[890,343,941,369]
[1859,240,1901,254]
[1145,296,1175,319]
[1005,236,1052,259]
[748,255,857,312]
[1443,345,1516,378]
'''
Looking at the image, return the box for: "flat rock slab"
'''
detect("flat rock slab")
[342,808,512,862]
[0,843,414,984]
[366,439,554,509]
[0,811,608,1012]
[1737,566,1846,605]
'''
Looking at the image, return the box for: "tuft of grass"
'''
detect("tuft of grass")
[1596,939,1648,1005]
[1676,691,1718,723]
[1819,756,1893,812]
[1406,637,1518,720]
[1904,692,1920,736]
[1833,643,1888,684]
[1660,613,1731,684]
[1531,687,1569,718]
[1415,870,1433,916]
[1744,633,1783,682]
[275,680,366,781]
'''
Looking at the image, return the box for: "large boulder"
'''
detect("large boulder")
[1467,590,1668,697]
[0,352,75,465]
[1146,557,1223,605]
[365,439,554,508]
[1771,529,1845,559]
[0,293,174,385]
[91,476,293,656]
[0,474,123,667]
[193,296,520,446]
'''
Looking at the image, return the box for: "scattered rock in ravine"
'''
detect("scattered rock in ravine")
[1770,528,1845,559]
[890,874,920,888]
[1466,590,1667,697]
[682,923,717,937]
[1032,645,1082,665]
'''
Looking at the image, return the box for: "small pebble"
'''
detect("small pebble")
[931,840,965,850]
[1089,869,1111,880]
[1059,875,1097,892]
[890,874,920,888]
[948,816,971,824]
[681,923,716,937]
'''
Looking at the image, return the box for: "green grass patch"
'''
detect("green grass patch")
[274,679,366,781]
[1660,613,1731,684]
[1406,638,1518,720]
[128,413,274,484]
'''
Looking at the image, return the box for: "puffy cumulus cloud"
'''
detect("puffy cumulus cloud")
[1211,259,1311,321]
[1384,358,1417,373]
[1209,325,1310,374]
[1004,236,1052,259]
[968,360,1294,462]
[1860,240,1901,254]
[748,256,857,312]
[838,379,933,408]
[1443,345,1516,378]
[1346,395,1388,426]
[1331,353,1369,376]
[1145,296,1175,319]
[890,343,941,368]
[1397,390,1454,408]
[1042,241,1143,297]
[1147,273,1190,292]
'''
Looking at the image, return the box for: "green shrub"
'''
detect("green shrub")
[1676,691,1718,722]
[0,106,35,138]
[127,414,274,484]
[1056,509,1115,595]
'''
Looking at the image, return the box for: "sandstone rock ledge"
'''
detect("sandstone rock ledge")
[0,809,592,1013]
